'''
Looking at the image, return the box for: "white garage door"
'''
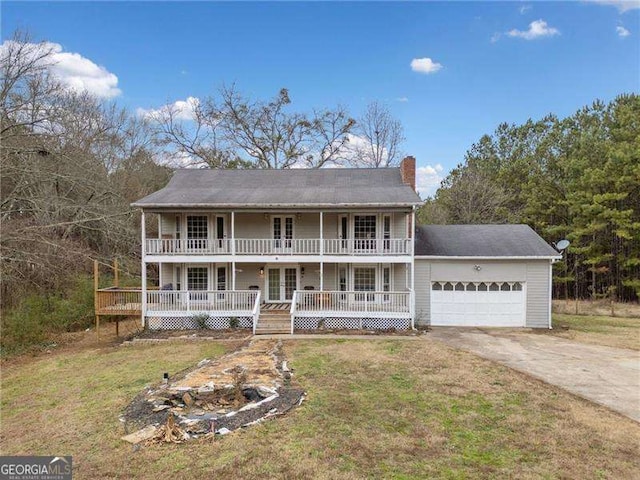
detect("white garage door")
[431,281,525,327]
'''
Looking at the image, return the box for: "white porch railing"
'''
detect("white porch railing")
[292,290,411,317]
[252,291,261,335]
[146,290,258,315]
[235,238,321,255]
[146,238,411,255]
[146,238,231,255]
[323,239,411,255]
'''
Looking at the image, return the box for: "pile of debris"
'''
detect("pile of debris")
[121,340,304,445]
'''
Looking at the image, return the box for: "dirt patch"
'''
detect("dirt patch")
[121,339,304,443]
[134,328,250,340]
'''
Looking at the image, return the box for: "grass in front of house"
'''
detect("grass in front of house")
[1,339,639,479]
[552,313,640,350]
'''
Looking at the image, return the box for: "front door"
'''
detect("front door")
[266,266,298,302]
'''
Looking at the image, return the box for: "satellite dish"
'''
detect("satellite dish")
[555,239,570,251]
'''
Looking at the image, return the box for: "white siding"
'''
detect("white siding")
[160,214,176,237]
[296,214,321,239]
[393,263,409,290]
[414,261,431,326]
[160,263,174,287]
[234,263,264,290]
[234,213,270,238]
[431,261,526,282]
[323,213,338,239]
[525,261,551,328]
[323,263,337,290]
[393,213,408,239]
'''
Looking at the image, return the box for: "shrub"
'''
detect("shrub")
[0,275,95,356]
[192,313,209,329]
[229,317,240,329]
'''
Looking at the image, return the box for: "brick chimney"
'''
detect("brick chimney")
[400,156,416,191]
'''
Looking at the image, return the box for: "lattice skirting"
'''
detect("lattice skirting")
[147,316,252,330]
[293,317,410,330]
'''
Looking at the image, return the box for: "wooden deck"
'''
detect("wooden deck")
[95,288,143,316]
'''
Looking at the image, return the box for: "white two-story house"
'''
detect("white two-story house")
[132,157,422,333]
[131,156,560,333]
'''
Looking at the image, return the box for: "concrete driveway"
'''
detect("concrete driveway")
[429,328,640,422]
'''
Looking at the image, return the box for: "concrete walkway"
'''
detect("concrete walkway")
[429,328,640,422]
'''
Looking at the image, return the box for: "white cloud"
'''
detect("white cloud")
[589,1,640,13]
[416,164,444,198]
[519,4,532,14]
[0,40,121,98]
[490,32,502,43]
[506,19,560,40]
[616,25,631,37]
[396,97,409,102]
[137,96,200,121]
[410,57,443,74]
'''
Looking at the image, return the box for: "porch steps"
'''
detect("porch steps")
[255,310,291,335]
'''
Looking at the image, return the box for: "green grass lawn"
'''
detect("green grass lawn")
[552,313,640,350]
[1,338,639,479]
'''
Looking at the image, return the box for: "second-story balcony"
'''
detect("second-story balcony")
[145,238,412,256]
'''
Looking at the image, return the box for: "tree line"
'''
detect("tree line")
[419,94,640,302]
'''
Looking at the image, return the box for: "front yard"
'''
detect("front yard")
[2,333,639,479]
[551,313,640,350]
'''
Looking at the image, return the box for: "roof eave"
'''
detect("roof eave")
[130,201,423,209]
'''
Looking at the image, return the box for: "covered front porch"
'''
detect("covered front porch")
[143,261,414,332]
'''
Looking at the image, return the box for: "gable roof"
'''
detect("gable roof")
[132,168,422,209]
[415,224,560,258]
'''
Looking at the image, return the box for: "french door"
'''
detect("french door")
[266,266,298,302]
[272,216,294,250]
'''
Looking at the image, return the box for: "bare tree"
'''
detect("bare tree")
[0,31,169,306]
[151,85,355,169]
[218,86,355,169]
[350,101,404,167]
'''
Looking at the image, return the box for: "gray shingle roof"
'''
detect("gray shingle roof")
[132,168,422,208]
[415,224,560,257]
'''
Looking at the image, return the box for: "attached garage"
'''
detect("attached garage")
[413,225,561,329]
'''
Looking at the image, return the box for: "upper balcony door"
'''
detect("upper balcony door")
[272,216,294,252]
[339,214,393,254]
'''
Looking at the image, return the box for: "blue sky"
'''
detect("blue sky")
[2,1,639,196]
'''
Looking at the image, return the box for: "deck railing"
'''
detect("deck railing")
[292,290,411,316]
[145,238,411,255]
[146,290,258,314]
[95,288,143,315]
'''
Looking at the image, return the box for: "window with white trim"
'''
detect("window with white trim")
[187,267,208,291]
[354,266,375,301]
[187,215,208,250]
[354,215,376,251]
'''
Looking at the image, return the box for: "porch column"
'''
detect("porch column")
[410,207,416,329]
[141,210,147,328]
[320,211,324,291]
[231,211,236,290]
